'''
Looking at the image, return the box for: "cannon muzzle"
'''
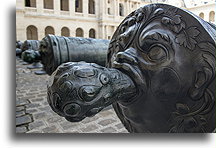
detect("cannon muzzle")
[47,62,136,122]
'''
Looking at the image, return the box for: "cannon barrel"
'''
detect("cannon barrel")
[21,40,41,63]
[16,41,23,57]
[39,35,109,75]
[21,49,41,64]
[21,40,40,51]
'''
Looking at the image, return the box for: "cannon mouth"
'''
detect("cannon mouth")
[112,60,146,106]
[47,61,137,121]
[47,82,136,122]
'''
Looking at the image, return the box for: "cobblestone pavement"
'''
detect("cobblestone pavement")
[16,57,128,133]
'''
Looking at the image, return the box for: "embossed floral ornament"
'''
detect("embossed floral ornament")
[169,103,207,133]
[175,27,200,51]
[161,7,186,33]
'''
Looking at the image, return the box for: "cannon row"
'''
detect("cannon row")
[17,35,109,75]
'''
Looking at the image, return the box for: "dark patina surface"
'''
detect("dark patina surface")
[47,4,216,133]
[39,35,109,75]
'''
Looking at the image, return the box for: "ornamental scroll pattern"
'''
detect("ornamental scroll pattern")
[108,4,215,133]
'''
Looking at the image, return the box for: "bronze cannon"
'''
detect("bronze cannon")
[21,40,40,51]
[47,4,216,133]
[39,35,109,75]
[16,40,23,56]
[21,40,41,63]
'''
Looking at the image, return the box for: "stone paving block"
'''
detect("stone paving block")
[16,126,28,133]
[16,99,29,106]
[29,120,46,130]
[115,123,124,130]
[16,106,25,112]
[81,115,100,124]
[60,121,80,131]
[80,124,99,133]
[16,111,26,117]
[43,102,49,105]
[29,98,44,102]
[21,96,36,100]
[38,106,51,112]
[26,108,38,114]
[42,125,59,133]
[17,94,24,98]
[46,116,64,124]
[98,119,116,126]
[37,93,47,97]
[16,115,32,126]
[33,112,47,120]
[27,130,43,133]
[25,103,41,109]
[26,92,39,96]
[100,127,117,133]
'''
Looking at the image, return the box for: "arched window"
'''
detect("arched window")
[76,28,84,37]
[119,3,124,16]
[75,0,83,13]
[88,0,95,14]
[209,11,215,23]
[60,0,69,11]
[61,27,70,37]
[26,25,38,40]
[199,12,204,19]
[89,29,96,38]
[25,0,36,7]
[45,26,55,36]
[108,8,111,15]
[44,0,53,9]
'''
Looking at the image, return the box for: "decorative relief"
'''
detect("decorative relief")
[47,4,215,133]
[107,4,215,133]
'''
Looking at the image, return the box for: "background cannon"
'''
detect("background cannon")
[20,40,43,69]
[39,35,109,75]
[21,40,41,63]
[21,40,40,51]
[16,41,23,57]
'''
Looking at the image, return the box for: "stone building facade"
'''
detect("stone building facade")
[187,3,215,24]
[16,0,215,41]
[16,0,147,41]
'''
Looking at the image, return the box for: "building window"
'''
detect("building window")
[199,12,204,19]
[76,28,84,37]
[119,3,124,16]
[61,27,70,37]
[44,0,53,9]
[108,8,111,15]
[209,11,215,23]
[89,29,96,38]
[75,0,83,13]
[88,0,95,14]
[25,0,36,7]
[26,25,38,40]
[45,26,55,36]
[60,0,69,11]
